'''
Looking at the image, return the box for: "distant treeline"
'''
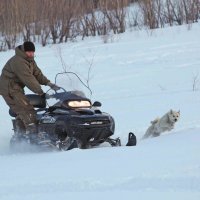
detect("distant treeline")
[0,0,199,51]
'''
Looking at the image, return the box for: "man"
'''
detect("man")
[0,41,60,143]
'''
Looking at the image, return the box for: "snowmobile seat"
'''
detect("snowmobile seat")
[25,94,46,108]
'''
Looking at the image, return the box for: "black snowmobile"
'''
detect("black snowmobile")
[9,72,136,151]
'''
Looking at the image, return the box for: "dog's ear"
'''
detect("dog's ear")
[178,110,180,114]
[170,109,173,114]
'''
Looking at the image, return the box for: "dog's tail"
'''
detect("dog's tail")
[151,117,159,124]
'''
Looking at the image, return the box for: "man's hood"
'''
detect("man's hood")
[15,45,34,61]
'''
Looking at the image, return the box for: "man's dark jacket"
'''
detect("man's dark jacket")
[0,45,50,95]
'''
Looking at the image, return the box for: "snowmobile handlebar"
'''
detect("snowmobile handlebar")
[44,87,67,99]
[45,91,66,100]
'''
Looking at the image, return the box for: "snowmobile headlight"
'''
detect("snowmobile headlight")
[68,100,91,108]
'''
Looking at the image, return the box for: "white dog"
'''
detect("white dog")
[142,110,180,139]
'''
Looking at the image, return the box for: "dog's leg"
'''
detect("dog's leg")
[142,126,153,139]
[152,132,161,137]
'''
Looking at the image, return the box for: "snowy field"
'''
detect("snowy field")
[0,23,200,199]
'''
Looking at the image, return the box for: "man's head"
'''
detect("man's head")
[23,41,35,58]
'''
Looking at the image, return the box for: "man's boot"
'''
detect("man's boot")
[26,123,50,145]
[25,123,38,143]
[15,118,26,134]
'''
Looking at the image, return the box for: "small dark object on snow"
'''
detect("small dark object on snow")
[126,132,137,146]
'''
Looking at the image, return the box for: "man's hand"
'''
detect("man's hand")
[47,82,60,91]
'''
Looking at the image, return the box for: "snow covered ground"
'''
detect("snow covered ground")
[0,23,200,199]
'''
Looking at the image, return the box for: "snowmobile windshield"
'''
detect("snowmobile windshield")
[54,72,92,98]
[46,72,92,107]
